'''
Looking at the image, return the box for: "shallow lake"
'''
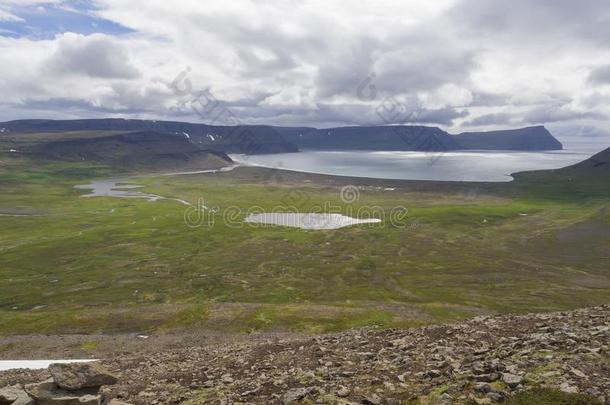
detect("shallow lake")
[75,180,191,205]
[232,149,597,182]
[244,213,381,229]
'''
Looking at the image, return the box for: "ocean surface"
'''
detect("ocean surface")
[231,148,600,182]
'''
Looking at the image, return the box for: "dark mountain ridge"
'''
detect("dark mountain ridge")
[277,125,461,151]
[0,119,563,153]
[0,119,297,155]
[17,130,233,171]
[455,125,563,150]
[562,147,610,171]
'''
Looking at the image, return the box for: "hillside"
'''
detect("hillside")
[0,119,563,153]
[280,125,564,152]
[278,126,460,151]
[560,147,610,171]
[455,126,563,151]
[0,119,298,155]
[511,147,610,199]
[1,306,606,404]
[3,130,233,171]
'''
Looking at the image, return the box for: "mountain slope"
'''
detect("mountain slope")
[561,147,610,171]
[0,119,298,155]
[27,131,233,171]
[2,306,606,404]
[279,125,460,151]
[0,119,564,153]
[455,126,563,150]
[511,147,610,199]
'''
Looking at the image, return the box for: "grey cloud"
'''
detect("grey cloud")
[588,65,610,85]
[372,32,476,94]
[16,97,151,115]
[46,34,140,79]
[449,0,610,46]
[314,29,476,99]
[3,0,610,141]
[412,107,469,126]
[464,112,514,126]
[523,104,606,124]
[315,103,466,127]
[580,91,610,110]
[469,92,511,107]
[464,103,609,128]
[314,36,380,98]
[182,11,319,78]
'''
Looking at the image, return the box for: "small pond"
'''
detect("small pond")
[244,213,380,230]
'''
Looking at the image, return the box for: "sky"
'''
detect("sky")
[1,0,609,147]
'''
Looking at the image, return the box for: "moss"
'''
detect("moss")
[503,388,601,405]
[79,341,98,351]
[1,155,609,334]
[490,381,508,391]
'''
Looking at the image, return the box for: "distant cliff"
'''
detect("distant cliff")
[454,126,563,150]
[277,126,460,151]
[0,119,563,154]
[278,125,562,151]
[7,130,233,171]
[0,119,297,155]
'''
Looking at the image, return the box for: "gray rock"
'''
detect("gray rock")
[24,381,100,405]
[473,373,500,382]
[501,373,522,388]
[362,393,382,405]
[438,392,453,403]
[0,385,35,405]
[570,368,587,378]
[49,362,117,390]
[559,382,579,394]
[283,387,311,404]
[474,382,491,394]
[486,392,504,401]
[336,386,350,397]
[220,374,234,384]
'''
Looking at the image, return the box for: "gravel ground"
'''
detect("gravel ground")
[1,306,608,404]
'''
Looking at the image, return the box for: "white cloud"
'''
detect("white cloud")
[0,8,22,21]
[46,32,140,79]
[0,0,608,143]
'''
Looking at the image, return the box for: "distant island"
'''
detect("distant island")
[0,119,563,157]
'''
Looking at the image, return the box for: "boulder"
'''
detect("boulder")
[336,386,350,397]
[501,373,523,388]
[362,393,382,405]
[0,385,35,405]
[473,373,500,383]
[474,382,491,394]
[49,362,117,390]
[24,380,100,405]
[282,387,311,404]
[107,400,134,405]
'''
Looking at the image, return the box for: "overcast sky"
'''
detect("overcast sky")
[1,0,609,147]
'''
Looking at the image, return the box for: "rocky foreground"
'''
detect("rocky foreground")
[1,305,608,404]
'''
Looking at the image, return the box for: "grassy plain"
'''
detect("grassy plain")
[0,152,608,335]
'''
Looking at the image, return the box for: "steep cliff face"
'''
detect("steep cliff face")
[27,131,233,170]
[0,119,564,153]
[279,126,460,151]
[0,119,298,155]
[278,125,563,152]
[454,126,563,150]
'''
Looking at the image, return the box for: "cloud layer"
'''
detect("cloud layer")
[0,0,609,144]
